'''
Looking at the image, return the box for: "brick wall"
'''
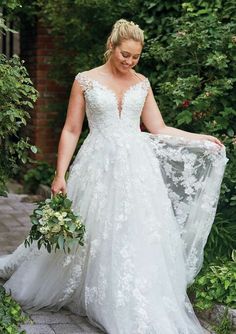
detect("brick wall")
[21,20,66,165]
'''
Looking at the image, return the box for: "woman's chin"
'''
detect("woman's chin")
[120,65,131,72]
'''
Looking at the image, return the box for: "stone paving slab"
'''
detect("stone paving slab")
[20,310,103,334]
[20,324,56,334]
[0,192,214,334]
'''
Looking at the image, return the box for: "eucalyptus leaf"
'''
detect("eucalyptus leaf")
[58,235,64,250]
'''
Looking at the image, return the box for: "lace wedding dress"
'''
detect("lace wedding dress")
[0,72,227,334]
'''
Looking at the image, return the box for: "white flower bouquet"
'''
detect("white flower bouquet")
[24,193,86,253]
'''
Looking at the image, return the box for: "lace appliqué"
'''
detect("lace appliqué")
[147,133,227,283]
[75,73,93,92]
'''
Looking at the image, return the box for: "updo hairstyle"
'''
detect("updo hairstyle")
[104,19,144,61]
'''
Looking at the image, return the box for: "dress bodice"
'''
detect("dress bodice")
[75,73,150,132]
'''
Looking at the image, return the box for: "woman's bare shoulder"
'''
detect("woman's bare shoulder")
[133,70,147,81]
[79,66,104,77]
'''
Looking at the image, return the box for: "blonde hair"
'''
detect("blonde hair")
[104,19,144,61]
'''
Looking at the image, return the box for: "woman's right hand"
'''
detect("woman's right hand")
[51,175,67,196]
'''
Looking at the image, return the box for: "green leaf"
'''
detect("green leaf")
[30,145,37,154]
[224,280,231,290]
[232,250,236,262]
[177,110,193,125]
[58,235,64,250]
[46,243,52,253]
[31,217,38,225]
[68,224,77,233]
[63,198,72,209]
[227,128,234,137]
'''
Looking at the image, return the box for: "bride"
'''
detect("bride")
[0,19,227,333]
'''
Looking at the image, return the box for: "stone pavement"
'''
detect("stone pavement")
[0,192,214,334]
[0,192,103,334]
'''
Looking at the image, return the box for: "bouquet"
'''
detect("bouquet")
[24,193,86,253]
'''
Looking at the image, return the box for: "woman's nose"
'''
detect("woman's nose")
[126,58,132,65]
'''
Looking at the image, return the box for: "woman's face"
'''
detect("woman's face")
[110,39,142,73]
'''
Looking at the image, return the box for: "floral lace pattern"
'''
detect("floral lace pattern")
[0,71,227,334]
[146,133,227,283]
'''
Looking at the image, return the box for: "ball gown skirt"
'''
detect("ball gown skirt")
[0,72,227,334]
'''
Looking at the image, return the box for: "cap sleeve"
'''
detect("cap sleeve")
[143,77,151,91]
[75,72,92,92]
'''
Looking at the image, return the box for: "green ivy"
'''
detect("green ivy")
[189,251,236,311]
[0,285,29,334]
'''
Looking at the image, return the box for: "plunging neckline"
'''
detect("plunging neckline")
[81,74,148,119]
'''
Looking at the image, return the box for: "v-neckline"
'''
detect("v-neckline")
[82,74,148,119]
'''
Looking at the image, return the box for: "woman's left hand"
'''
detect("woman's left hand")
[199,134,224,147]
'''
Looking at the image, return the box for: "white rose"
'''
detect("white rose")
[51,224,61,233]
[39,226,50,234]
[39,218,46,225]
[54,212,61,218]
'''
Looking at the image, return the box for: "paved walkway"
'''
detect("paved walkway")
[0,192,214,334]
[0,193,103,334]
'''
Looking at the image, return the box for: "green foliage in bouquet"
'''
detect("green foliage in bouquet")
[25,193,86,253]
[0,285,29,334]
[189,251,236,311]
[0,54,38,197]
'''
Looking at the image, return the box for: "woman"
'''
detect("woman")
[0,19,227,333]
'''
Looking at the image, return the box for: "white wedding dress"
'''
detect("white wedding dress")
[0,72,227,334]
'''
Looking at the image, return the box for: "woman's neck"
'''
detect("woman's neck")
[103,59,134,79]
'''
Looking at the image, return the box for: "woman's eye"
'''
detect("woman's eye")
[121,52,139,60]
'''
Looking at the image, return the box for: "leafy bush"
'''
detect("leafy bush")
[0,285,29,334]
[138,1,182,41]
[36,0,140,85]
[0,54,38,196]
[190,251,236,311]
[23,161,54,194]
[141,13,236,260]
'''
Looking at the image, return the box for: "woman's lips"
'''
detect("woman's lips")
[121,63,130,68]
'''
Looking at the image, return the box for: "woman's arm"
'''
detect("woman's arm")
[141,86,223,146]
[51,80,85,195]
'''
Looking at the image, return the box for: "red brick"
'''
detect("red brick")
[21,20,67,165]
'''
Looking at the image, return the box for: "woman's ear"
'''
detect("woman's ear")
[109,42,113,51]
